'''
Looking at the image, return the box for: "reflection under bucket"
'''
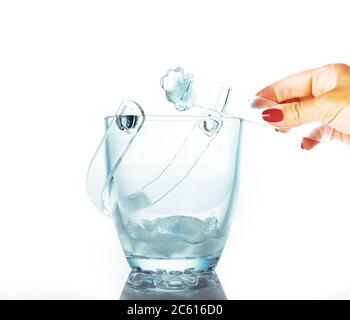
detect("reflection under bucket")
[120,270,226,300]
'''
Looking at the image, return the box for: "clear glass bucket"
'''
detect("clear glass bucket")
[87,100,242,282]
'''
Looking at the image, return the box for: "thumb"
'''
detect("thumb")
[262,95,331,128]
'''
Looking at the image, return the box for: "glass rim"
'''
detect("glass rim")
[104,114,242,122]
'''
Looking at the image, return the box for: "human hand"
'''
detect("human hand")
[256,64,350,149]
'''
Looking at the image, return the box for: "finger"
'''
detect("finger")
[256,68,316,102]
[301,137,320,150]
[301,126,350,149]
[330,129,350,145]
[253,95,313,109]
[254,85,279,103]
[256,64,340,103]
[283,96,314,104]
[300,124,331,150]
[262,95,332,128]
[252,95,278,108]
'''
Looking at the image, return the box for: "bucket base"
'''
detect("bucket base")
[124,262,222,293]
[126,253,220,274]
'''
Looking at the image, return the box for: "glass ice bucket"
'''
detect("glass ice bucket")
[87,100,242,275]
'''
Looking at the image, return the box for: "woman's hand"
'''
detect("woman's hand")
[256,63,350,149]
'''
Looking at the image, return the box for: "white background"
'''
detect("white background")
[1,0,350,299]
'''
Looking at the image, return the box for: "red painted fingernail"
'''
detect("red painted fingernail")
[262,108,284,122]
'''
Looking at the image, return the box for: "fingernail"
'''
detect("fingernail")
[262,108,284,122]
[256,86,278,101]
[301,142,305,149]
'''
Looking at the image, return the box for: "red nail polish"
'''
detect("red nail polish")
[262,108,284,122]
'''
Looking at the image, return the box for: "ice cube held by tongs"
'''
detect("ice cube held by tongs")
[160,67,332,142]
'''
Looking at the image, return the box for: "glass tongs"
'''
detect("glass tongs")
[86,67,330,216]
[160,67,332,142]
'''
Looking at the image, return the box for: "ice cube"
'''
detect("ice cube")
[155,216,208,244]
[160,67,195,111]
[125,215,222,259]
[126,220,148,240]
[203,216,219,237]
[190,237,225,257]
[123,191,152,212]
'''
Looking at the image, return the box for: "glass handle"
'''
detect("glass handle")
[86,100,145,216]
